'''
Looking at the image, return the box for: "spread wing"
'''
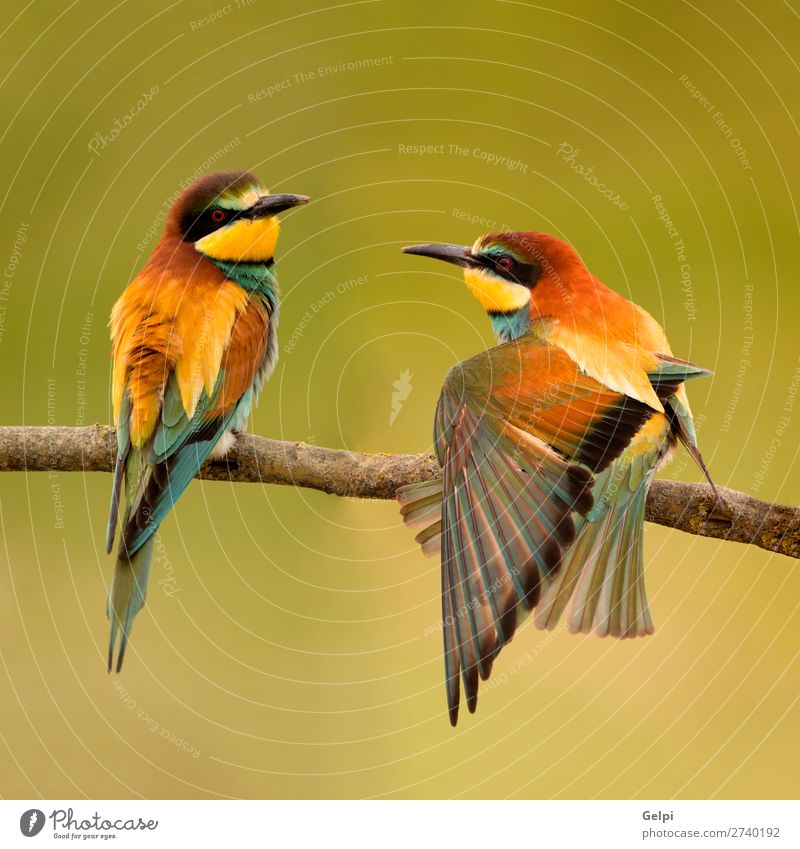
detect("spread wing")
[423,339,706,724]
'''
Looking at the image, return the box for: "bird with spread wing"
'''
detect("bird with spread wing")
[399,231,716,725]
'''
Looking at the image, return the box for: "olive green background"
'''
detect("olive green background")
[1,0,798,800]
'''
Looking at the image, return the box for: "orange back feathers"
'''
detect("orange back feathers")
[494,231,675,411]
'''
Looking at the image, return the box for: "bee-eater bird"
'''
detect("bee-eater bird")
[398,231,715,724]
[106,170,308,672]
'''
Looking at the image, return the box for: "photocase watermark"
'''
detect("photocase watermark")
[0,221,29,347]
[87,84,159,156]
[20,806,158,836]
[114,681,200,758]
[652,194,695,321]
[555,143,630,210]
[189,0,255,30]
[248,56,393,102]
[389,369,413,425]
[19,809,45,837]
[136,137,242,253]
[75,311,93,426]
[678,73,752,170]
[154,533,179,597]
[46,378,65,530]
[398,142,529,173]
[751,358,800,494]
[720,283,754,434]
[282,274,368,354]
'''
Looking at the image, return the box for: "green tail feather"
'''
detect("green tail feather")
[535,459,655,638]
[107,535,155,672]
[568,484,652,638]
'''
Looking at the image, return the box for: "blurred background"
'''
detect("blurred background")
[0,0,798,800]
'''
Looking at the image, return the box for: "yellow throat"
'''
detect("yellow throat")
[463,267,530,312]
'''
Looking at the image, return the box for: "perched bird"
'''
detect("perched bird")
[106,171,308,672]
[398,231,715,724]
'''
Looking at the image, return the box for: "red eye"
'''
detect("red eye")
[211,209,226,223]
[496,256,513,271]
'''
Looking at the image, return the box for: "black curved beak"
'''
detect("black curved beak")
[401,243,480,269]
[247,193,310,219]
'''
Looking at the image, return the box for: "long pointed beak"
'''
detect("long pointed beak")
[402,243,480,269]
[247,193,310,218]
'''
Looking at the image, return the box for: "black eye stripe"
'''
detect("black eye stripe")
[479,254,519,276]
[478,253,541,289]
[181,206,246,242]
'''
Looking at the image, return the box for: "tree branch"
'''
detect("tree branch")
[0,425,797,560]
